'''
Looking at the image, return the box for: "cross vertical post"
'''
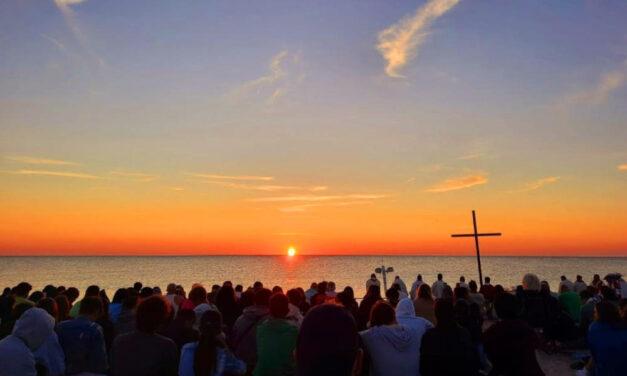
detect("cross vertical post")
[451,210,501,287]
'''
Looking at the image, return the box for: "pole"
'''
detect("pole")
[382,265,388,291]
[472,210,484,287]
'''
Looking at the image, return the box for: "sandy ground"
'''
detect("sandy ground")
[536,351,576,376]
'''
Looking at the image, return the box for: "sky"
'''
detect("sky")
[1,0,626,256]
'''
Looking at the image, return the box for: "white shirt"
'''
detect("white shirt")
[432,280,446,299]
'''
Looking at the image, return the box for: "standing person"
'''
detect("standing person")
[591,274,602,288]
[479,276,496,302]
[458,276,468,289]
[109,295,178,376]
[295,304,363,376]
[326,282,338,298]
[357,285,382,330]
[230,288,271,373]
[481,293,544,376]
[0,308,56,376]
[410,274,423,300]
[574,275,587,293]
[254,293,298,376]
[559,275,574,292]
[360,301,422,376]
[468,281,486,312]
[393,276,408,296]
[413,284,437,325]
[366,274,381,291]
[420,300,481,376]
[179,310,246,376]
[56,297,109,375]
[431,274,446,299]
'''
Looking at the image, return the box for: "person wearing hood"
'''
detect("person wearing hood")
[410,274,424,300]
[254,293,298,376]
[359,301,423,376]
[396,298,433,334]
[0,307,56,376]
[230,288,271,373]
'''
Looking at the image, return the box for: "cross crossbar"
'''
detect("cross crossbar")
[451,233,502,237]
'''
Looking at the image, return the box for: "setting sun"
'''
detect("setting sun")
[287,247,296,257]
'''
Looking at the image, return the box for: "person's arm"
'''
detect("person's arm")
[178,344,195,376]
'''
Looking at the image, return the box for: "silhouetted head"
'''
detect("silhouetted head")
[79,296,103,321]
[296,304,362,376]
[139,287,154,298]
[112,288,128,304]
[189,286,208,306]
[272,286,284,294]
[216,285,236,308]
[385,287,399,305]
[437,273,443,281]
[328,281,336,292]
[14,282,32,298]
[434,299,456,330]
[370,274,376,280]
[287,289,303,306]
[495,285,504,295]
[254,288,272,307]
[468,280,478,293]
[595,301,620,324]
[43,285,57,298]
[310,282,317,289]
[365,285,381,300]
[235,285,243,293]
[64,287,79,303]
[269,293,289,319]
[560,276,566,281]
[133,282,143,291]
[369,301,395,327]
[37,298,58,320]
[454,286,469,301]
[54,295,70,321]
[485,276,491,284]
[317,282,328,294]
[441,285,453,300]
[576,275,583,282]
[417,274,422,281]
[343,286,355,300]
[253,281,263,290]
[28,291,43,303]
[136,295,170,333]
[460,276,465,282]
[417,284,433,300]
[522,274,540,291]
[494,292,519,320]
[85,285,100,297]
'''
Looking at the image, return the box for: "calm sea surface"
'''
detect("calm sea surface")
[1,256,625,299]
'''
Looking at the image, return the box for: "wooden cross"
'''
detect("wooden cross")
[451,210,501,287]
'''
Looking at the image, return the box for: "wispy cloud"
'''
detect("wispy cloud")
[230,50,304,104]
[185,173,274,181]
[168,186,185,191]
[376,0,463,77]
[53,0,106,69]
[518,176,561,192]
[5,155,78,166]
[424,173,487,193]
[618,164,627,171]
[279,201,375,213]
[557,61,627,108]
[249,194,389,203]
[458,153,482,160]
[1,169,101,179]
[110,171,158,183]
[208,181,328,192]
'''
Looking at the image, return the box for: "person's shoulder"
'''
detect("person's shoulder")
[181,342,198,353]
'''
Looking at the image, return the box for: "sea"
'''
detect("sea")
[1,256,625,299]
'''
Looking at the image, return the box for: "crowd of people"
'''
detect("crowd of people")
[0,272,626,376]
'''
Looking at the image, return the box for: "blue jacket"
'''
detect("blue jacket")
[56,316,108,374]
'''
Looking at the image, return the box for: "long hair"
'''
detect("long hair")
[194,310,223,376]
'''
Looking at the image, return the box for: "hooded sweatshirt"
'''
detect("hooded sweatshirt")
[0,308,55,376]
[230,305,269,370]
[396,298,434,336]
[360,322,422,376]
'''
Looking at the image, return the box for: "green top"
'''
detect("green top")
[69,299,82,318]
[253,318,298,376]
[558,291,581,322]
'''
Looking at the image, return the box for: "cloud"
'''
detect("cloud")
[557,62,627,108]
[208,181,328,192]
[249,194,389,203]
[520,176,561,192]
[230,50,304,104]
[376,0,462,77]
[424,173,487,193]
[618,164,627,171]
[185,172,274,181]
[457,153,482,160]
[168,186,185,191]
[53,0,106,69]
[2,169,100,179]
[110,171,158,183]
[279,201,375,213]
[5,155,77,166]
